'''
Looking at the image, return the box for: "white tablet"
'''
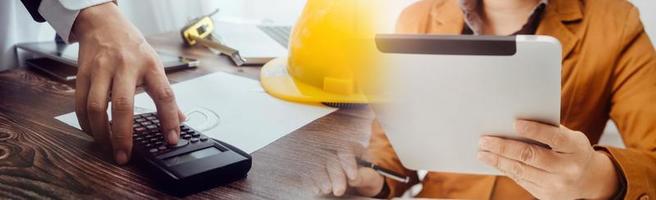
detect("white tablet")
[372,34,561,175]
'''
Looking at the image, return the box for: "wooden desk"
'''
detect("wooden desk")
[0,32,375,199]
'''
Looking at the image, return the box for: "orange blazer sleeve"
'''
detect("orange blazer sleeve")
[368,120,419,198]
[596,5,656,199]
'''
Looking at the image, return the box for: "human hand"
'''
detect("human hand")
[72,3,185,164]
[303,145,385,197]
[477,120,619,199]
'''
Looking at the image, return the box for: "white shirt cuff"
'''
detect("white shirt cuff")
[38,0,114,43]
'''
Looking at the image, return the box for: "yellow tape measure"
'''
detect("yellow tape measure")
[181,9,219,46]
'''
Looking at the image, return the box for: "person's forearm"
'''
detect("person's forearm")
[583,151,620,199]
[72,2,141,43]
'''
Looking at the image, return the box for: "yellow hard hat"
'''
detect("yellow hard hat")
[260,0,377,104]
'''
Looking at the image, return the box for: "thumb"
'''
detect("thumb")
[349,167,384,188]
[349,167,385,196]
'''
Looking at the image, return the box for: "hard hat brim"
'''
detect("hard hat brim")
[260,57,369,104]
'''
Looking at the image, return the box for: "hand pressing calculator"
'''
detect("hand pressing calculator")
[129,113,251,193]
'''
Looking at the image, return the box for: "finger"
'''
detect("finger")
[75,45,93,134]
[75,68,91,134]
[178,109,187,122]
[310,166,332,195]
[515,120,575,152]
[352,167,385,196]
[337,150,358,181]
[477,151,551,184]
[348,142,367,158]
[143,61,180,145]
[348,167,383,187]
[110,74,137,165]
[86,65,113,146]
[306,177,320,195]
[299,170,320,195]
[326,158,348,196]
[479,136,561,172]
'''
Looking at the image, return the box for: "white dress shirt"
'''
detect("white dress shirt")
[39,0,113,43]
[0,0,111,71]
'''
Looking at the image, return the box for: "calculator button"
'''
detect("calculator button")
[155,141,163,146]
[146,125,158,130]
[135,137,143,141]
[190,138,199,143]
[182,134,192,140]
[145,143,153,148]
[192,133,201,138]
[158,146,167,151]
[169,139,189,148]
[149,148,158,153]
[181,126,190,131]
[200,136,209,142]
[136,118,146,122]
[135,127,146,132]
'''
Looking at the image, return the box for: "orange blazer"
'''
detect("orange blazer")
[369,0,656,199]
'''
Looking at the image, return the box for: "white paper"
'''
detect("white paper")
[55,72,337,153]
[213,21,288,58]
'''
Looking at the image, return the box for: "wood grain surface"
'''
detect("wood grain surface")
[0,32,376,199]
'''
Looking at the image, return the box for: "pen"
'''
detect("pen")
[318,147,410,183]
[356,158,410,183]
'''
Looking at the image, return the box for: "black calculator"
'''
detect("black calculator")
[130,113,251,193]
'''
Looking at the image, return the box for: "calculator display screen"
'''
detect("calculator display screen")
[164,147,221,166]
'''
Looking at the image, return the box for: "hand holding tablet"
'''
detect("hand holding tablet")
[372,34,562,175]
